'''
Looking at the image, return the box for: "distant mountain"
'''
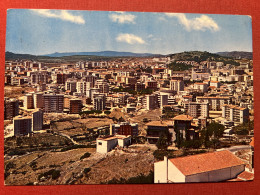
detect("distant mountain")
[44,51,162,57]
[216,51,252,60]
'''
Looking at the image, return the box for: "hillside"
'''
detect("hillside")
[216,51,252,60]
[5,52,120,63]
[168,51,240,66]
[5,51,162,63]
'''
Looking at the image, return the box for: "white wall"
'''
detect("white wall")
[96,138,118,154]
[168,160,185,183]
[96,140,108,154]
[154,158,168,183]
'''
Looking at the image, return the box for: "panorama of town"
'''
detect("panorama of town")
[4,51,254,185]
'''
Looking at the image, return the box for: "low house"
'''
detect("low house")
[96,135,131,154]
[154,150,246,183]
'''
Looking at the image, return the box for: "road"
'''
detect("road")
[59,132,80,145]
[217,145,251,153]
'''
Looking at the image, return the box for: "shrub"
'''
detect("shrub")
[38,169,61,181]
[8,150,26,156]
[104,111,111,115]
[84,168,91,175]
[153,150,176,160]
[29,161,37,169]
[51,170,61,180]
[105,171,154,184]
[61,145,89,152]
[80,152,91,160]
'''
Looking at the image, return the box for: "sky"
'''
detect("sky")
[5,9,252,55]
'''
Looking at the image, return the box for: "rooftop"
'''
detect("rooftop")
[169,150,245,176]
[237,171,254,181]
[146,120,173,127]
[173,115,193,121]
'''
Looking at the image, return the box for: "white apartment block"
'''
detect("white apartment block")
[65,80,77,93]
[76,81,91,95]
[170,80,184,92]
[194,83,208,93]
[145,94,159,110]
[196,96,231,111]
[95,79,109,93]
[222,104,249,124]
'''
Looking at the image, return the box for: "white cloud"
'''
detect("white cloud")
[109,12,136,24]
[158,16,167,21]
[31,9,85,24]
[165,13,220,32]
[116,33,145,44]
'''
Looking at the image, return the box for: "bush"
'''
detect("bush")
[153,150,175,161]
[104,111,111,115]
[80,152,91,160]
[29,161,37,169]
[8,150,26,156]
[104,171,154,184]
[84,168,91,175]
[61,145,89,152]
[38,169,61,181]
[5,161,16,171]
[143,118,149,123]
[51,170,61,180]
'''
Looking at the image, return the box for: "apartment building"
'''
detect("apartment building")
[145,94,159,110]
[222,104,249,124]
[184,102,209,118]
[94,95,106,111]
[24,94,34,109]
[196,96,231,111]
[170,80,184,92]
[4,98,19,120]
[32,109,43,131]
[13,116,32,136]
[42,94,64,113]
[110,122,138,136]
[69,99,82,114]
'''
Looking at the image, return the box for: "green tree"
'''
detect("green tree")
[104,110,111,115]
[200,122,224,148]
[206,122,225,139]
[156,134,168,150]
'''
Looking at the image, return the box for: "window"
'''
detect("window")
[98,142,102,145]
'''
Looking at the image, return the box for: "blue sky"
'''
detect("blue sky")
[6,9,252,55]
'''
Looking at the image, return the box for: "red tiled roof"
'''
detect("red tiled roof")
[146,120,173,127]
[169,150,245,176]
[195,83,206,85]
[227,178,244,182]
[237,171,254,181]
[250,137,254,147]
[173,115,193,121]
